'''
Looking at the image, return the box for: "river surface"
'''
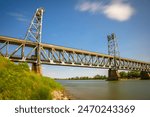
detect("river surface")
[56,80,150,100]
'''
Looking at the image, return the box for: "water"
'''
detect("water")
[56,80,150,100]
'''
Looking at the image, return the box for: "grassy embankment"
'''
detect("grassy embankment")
[0,56,63,100]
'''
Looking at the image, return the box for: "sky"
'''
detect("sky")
[0,0,150,78]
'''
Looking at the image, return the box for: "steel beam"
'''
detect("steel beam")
[0,36,150,72]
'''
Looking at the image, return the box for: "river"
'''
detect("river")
[56,80,150,100]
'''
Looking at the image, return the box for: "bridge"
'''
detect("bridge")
[0,8,150,80]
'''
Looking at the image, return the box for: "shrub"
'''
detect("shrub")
[0,56,62,100]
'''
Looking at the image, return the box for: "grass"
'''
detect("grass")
[0,56,63,100]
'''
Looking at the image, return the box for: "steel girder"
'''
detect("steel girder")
[0,36,150,71]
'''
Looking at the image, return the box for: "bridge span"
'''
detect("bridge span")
[0,36,150,80]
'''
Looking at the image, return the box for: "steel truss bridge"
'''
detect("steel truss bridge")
[0,8,150,80]
[0,36,150,71]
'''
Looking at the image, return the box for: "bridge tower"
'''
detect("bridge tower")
[107,33,120,80]
[25,8,45,74]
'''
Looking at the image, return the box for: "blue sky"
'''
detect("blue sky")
[0,0,150,78]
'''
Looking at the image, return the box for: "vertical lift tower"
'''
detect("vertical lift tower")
[24,8,44,74]
[107,33,120,80]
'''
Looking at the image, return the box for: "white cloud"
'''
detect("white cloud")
[75,0,135,21]
[8,12,28,22]
[8,12,24,17]
[75,1,103,13]
[103,1,135,21]
[17,17,28,22]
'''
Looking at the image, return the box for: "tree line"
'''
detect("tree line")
[67,75,107,80]
[119,71,140,79]
[55,70,141,80]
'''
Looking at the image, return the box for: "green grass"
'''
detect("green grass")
[0,56,63,100]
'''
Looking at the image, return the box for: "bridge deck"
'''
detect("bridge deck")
[0,36,150,71]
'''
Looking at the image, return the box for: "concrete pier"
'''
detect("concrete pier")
[31,63,42,74]
[107,69,120,81]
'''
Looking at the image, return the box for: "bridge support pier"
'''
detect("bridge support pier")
[31,63,42,75]
[140,71,150,80]
[107,69,120,81]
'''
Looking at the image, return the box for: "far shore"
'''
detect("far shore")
[55,77,141,80]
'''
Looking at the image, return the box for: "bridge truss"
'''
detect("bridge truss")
[0,36,150,72]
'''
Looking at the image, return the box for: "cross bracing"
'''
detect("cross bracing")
[0,36,150,72]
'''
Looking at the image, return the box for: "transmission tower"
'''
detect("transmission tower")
[107,33,120,69]
[24,8,44,43]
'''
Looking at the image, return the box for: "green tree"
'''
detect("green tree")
[94,75,101,79]
[119,71,128,78]
[128,71,140,78]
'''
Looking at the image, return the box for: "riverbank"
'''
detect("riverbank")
[0,56,63,100]
[120,78,141,80]
[56,78,141,81]
[52,89,74,100]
